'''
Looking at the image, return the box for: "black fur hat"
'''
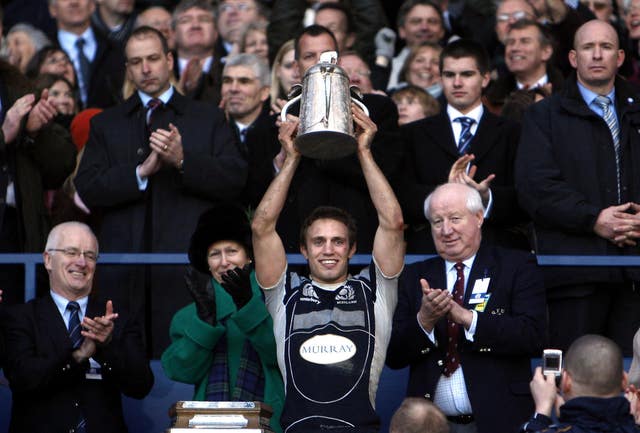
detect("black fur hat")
[188,204,252,274]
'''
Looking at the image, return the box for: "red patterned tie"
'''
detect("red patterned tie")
[444,262,465,377]
[146,98,163,129]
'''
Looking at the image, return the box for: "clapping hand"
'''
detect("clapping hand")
[220,264,253,309]
[185,266,216,326]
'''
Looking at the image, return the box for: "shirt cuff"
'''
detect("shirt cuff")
[136,166,148,191]
[521,413,553,432]
[272,158,281,175]
[417,313,437,345]
[464,309,478,341]
[483,188,493,218]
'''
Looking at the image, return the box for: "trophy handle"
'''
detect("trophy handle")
[280,94,302,123]
[349,86,369,116]
[351,97,369,117]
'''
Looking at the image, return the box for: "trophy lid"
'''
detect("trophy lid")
[304,50,348,78]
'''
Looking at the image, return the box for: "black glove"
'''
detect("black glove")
[185,266,216,326]
[220,264,253,310]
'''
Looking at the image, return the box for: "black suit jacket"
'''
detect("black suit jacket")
[386,243,546,433]
[397,107,528,253]
[2,294,154,433]
[516,74,640,286]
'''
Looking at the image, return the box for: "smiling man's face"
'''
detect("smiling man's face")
[301,218,355,285]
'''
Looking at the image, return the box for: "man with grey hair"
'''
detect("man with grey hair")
[521,334,637,433]
[3,23,51,72]
[221,53,270,139]
[171,0,222,102]
[387,182,546,433]
[1,221,154,432]
[220,53,276,207]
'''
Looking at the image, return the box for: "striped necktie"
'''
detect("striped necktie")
[66,301,88,433]
[594,95,621,203]
[455,117,475,154]
[67,301,83,349]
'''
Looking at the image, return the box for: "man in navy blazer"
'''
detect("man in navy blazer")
[387,183,546,433]
[1,221,154,433]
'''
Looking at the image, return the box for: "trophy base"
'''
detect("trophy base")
[295,131,357,160]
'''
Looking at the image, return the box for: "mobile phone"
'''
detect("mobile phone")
[542,349,562,376]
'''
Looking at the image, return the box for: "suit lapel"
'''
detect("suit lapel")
[468,108,499,162]
[38,295,73,351]
[424,112,459,158]
[424,257,449,342]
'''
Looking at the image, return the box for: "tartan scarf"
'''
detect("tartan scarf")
[205,319,266,402]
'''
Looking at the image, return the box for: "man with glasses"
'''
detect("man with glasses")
[216,0,268,60]
[172,0,223,102]
[1,221,154,433]
[492,0,586,78]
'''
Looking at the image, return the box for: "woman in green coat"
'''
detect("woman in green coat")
[161,204,284,432]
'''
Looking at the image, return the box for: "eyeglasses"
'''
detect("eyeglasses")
[176,14,214,25]
[496,11,532,22]
[219,3,255,13]
[48,247,98,262]
[45,55,71,65]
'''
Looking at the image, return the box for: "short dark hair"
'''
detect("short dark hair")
[25,46,72,80]
[173,0,215,29]
[125,25,170,57]
[439,38,490,75]
[300,206,357,249]
[397,0,443,29]
[34,73,77,105]
[316,2,355,34]
[565,334,624,397]
[294,24,339,60]
[507,18,554,48]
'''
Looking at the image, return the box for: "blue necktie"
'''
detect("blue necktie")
[67,301,87,433]
[455,117,474,154]
[75,37,91,105]
[594,95,621,203]
[67,301,83,349]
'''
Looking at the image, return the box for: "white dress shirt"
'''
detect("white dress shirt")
[58,28,97,105]
[418,257,478,415]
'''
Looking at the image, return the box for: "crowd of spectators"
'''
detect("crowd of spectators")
[2,0,640,431]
